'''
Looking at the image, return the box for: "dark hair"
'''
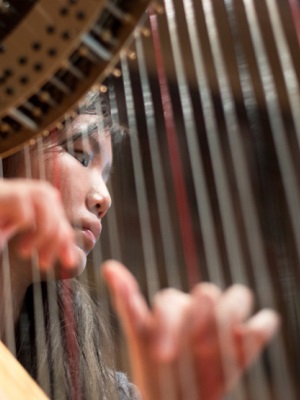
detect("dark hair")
[77,88,125,145]
[16,280,119,400]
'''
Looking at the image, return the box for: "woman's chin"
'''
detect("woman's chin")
[55,247,87,280]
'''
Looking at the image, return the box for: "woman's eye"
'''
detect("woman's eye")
[73,150,92,167]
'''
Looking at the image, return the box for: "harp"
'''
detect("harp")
[0,0,300,399]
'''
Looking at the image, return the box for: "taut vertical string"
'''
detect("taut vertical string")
[288,0,300,45]
[120,53,160,299]
[0,157,16,356]
[134,29,182,290]
[51,130,81,400]
[149,10,200,288]
[36,136,67,400]
[23,144,51,396]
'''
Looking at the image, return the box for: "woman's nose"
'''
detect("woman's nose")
[87,180,111,219]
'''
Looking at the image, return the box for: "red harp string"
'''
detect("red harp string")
[288,0,300,45]
[149,10,200,288]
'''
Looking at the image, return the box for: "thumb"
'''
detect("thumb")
[102,260,152,339]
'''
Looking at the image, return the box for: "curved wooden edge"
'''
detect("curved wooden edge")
[0,341,49,400]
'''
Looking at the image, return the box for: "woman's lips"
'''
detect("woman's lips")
[75,229,96,253]
[74,222,102,253]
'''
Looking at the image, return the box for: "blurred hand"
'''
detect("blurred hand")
[103,260,280,400]
[0,179,77,270]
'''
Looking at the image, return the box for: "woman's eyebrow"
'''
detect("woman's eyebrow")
[60,122,107,153]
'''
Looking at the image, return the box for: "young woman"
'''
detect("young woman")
[0,90,279,400]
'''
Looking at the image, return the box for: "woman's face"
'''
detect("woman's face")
[13,113,113,278]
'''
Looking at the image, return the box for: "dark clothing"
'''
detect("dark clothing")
[116,372,141,400]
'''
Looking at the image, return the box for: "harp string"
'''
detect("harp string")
[0,160,15,358]
[120,53,160,299]
[161,1,255,398]
[199,0,296,397]
[0,158,16,356]
[288,0,300,45]
[106,83,124,264]
[109,49,197,390]
[106,81,146,374]
[109,0,300,396]
[36,135,67,400]
[149,9,200,288]
[51,125,82,400]
[134,23,202,399]
[220,2,297,399]
[36,135,57,397]
[239,3,300,395]
[242,0,300,265]
[193,0,247,288]
[23,144,51,395]
[47,130,73,400]
[105,183,122,262]
[264,0,300,146]
[168,0,226,287]
[134,29,182,290]
[149,7,248,397]
[1,249,16,356]
[189,1,255,398]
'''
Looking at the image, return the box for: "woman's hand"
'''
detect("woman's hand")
[0,179,77,270]
[103,260,280,400]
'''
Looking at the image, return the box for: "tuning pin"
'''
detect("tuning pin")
[140,27,151,38]
[38,91,57,107]
[38,91,50,102]
[151,2,165,14]
[29,138,36,146]
[32,107,42,118]
[78,46,89,57]
[0,122,10,133]
[56,122,64,131]
[78,45,99,64]
[112,68,122,78]
[92,83,108,94]
[100,84,108,93]
[102,29,113,42]
[43,130,50,137]
[127,50,136,60]
[23,101,42,118]
[106,2,133,23]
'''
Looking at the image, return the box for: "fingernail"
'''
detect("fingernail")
[259,310,280,336]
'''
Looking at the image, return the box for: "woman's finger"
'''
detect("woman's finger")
[216,284,254,327]
[233,309,280,370]
[102,260,152,338]
[150,289,192,361]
